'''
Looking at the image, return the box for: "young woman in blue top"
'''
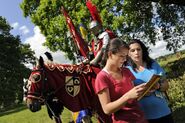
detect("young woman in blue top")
[126,39,174,123]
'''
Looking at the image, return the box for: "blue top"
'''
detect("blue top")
[127,61,171,119]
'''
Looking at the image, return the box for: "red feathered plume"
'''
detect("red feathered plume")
[86,0,102,25]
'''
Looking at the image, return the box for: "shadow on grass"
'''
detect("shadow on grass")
[0,103,28,117]
[173,106,185,123]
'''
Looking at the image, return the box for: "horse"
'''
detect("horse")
[25,55,112,123]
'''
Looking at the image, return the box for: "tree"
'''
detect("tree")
[143,0,185,6]
[20,0,185,60]
[0,16,35,108]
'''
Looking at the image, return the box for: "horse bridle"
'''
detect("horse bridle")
[27,67,76,102]
[27,67,79,122]
[27,68,47,103]
[27,68,64,122]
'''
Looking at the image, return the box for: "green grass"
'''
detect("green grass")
[0,104,98,123]
[0,104,72,123]
[1,103,185,123]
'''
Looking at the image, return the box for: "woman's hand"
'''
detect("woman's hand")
[145,83,160,96]
[125,83,146,100]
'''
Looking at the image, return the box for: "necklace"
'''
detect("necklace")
[136,62,146,72]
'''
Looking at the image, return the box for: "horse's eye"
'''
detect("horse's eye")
[31,74,41,83]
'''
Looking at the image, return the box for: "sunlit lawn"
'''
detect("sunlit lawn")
[0,104,72,123]
[1,103,185,123]
[0,104,98,123]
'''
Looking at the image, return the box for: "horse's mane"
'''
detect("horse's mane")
[44,63,92,75]
[40,52,93,74]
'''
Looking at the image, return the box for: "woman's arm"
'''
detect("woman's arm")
[90,49,103,65]
[97,88,129,115]
[97,83,146,115]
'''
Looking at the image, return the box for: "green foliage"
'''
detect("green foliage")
[20,0,185,60]
[157,51,185,111]
[155,51,185,122]
[0,16,35,109]
[168,79,185,108]
[0,17,12,35]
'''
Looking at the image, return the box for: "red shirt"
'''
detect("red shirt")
[95,68,147,123]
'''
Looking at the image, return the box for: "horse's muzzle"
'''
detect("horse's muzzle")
[27,99,41,112]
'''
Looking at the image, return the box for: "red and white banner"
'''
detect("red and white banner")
[61,7,89,58]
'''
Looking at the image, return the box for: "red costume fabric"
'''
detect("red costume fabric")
[95,67,147,123]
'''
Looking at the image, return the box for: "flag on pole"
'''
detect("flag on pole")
[61,6,89,58]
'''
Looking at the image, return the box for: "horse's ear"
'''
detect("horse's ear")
[39,56,44,68]
[44,52,53,62]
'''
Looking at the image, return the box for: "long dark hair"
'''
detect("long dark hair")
[101,38,128,68]
[127,39,154,70]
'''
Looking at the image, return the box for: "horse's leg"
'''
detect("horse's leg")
[54,116,62,123]
[81,115,92,123]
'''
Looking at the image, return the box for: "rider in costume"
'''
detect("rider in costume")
[89,20,116,67]
[86,0,116,67]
